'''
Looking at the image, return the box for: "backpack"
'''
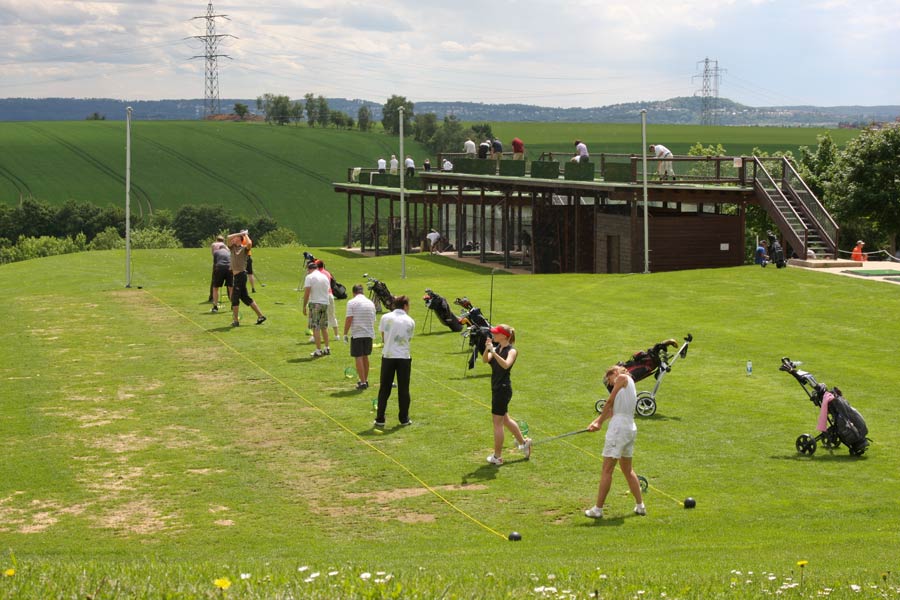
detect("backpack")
[331,278,347,300]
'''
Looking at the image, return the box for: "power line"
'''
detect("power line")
[189,1,236,117]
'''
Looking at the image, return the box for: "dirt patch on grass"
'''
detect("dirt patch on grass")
[95,499,176,534]
[90,432,156,454]
[0,494,88,534]
[346,483,487,503]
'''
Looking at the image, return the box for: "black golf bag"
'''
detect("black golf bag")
[454,297,492,369]
[423,289,464,332]
[779,357,870,456]
[616,339,679,388]
[767,231,786,268]
[365,274,394,313]
[331,278,347,300]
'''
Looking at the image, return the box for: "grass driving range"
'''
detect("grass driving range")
[2,249,899,598]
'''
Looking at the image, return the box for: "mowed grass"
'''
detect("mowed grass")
[2,250,899,598]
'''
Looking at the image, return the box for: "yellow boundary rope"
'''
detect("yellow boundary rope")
[143,289,509,541]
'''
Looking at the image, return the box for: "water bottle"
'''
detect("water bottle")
[746,360,753,376]
[371,398,377,410]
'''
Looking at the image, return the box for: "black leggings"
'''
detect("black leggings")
[377,358,412,423]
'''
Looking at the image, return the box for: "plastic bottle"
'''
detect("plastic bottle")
[746,360,753,376]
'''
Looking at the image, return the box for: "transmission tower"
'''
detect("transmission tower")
[190,2,236,118]
[692,58,725,125]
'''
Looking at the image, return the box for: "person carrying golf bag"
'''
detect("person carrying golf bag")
[483,324,531,465]
[584,364,645,519]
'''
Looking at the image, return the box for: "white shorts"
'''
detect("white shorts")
[603,421,636,459]
[327,295,338,327]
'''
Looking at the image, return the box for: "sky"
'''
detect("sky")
[0,0,897,108]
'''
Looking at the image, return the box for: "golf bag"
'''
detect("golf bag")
[331,278,347,300]
[365,274,394,313]
[767,231,786,268]
[779,357,870,456]
[454,296,492,369]
[597,334,694,417]
[423,289,464,332]
[615,339,680,388]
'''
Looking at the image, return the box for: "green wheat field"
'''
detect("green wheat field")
[2,247,898,598]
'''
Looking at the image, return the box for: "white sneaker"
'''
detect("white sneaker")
[308,336,315,343]
[584,506,604,519]
[486,454,503,465]
[310,349,324,357]
[634,504,646,516]
[518,438,532,460]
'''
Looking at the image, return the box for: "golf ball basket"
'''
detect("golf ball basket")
[595,333,694,417]
[779,357,870,457]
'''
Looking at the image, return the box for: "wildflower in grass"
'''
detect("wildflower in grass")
[359,572,371,580]
[214,577,232,590]
[3,568,14,577]
[850,584,861,592]
[797,560,808,586]
[298,566,309,572]
[240,573,251,580]
[328,570,338,576]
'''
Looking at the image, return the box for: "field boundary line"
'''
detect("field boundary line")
[139,288,508,541]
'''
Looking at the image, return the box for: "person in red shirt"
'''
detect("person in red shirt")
[511,137,525,160]
[851,240,867,262]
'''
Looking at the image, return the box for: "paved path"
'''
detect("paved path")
[787,258,900,286]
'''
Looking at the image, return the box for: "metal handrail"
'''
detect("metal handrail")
[752,158,809,254]
[781,157,839,250]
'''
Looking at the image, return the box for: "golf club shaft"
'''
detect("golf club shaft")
[531,428,589,446]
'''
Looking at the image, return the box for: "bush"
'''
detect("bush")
[130,226,181,249]
[0,233,87,264]
[89,227,125,251]
[258,227,300,247]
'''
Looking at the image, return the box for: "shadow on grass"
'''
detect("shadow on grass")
[287,356,326,364]
[409,253,499,275]
[330,389,367,398]
[639,413,683,422]
[209,325,241,333]
[768,453,868,462]
[579,515,627,528]
[461,464,500,484]
[357,424,407,438]
[319,248,369,260]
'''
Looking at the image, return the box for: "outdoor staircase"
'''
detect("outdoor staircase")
[750,157,839,258]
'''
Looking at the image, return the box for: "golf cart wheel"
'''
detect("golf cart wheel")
[594,399,606,414]
[795,434,817,456]
[635,392,657,417]
[637,475,649,493]
[821,432,841,450]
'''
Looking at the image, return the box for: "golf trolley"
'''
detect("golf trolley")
[595,334,694,417]
[454,296,492,371]
[779,357,870,456]
[364,273,394,313]
[422,289,464,333]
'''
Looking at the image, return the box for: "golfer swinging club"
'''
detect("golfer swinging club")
[584,364,645,518]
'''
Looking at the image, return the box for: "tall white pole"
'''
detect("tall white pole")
[125,106,133,288]
[399,105,406,279]
[640,109,650,274]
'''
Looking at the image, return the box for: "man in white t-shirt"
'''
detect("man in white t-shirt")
[649,144,675,180]
[574,140,589,163]
[464,138,476,157]
[441,158,453,172]
[303,261,332,357]
[426,229,441,254]
[375,295,415,427]
[377,157,387,174]
[404,156,415,178]
[344,284,377,390]
[389,154,399,174]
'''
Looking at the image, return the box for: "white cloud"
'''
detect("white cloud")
[0,0,895,106]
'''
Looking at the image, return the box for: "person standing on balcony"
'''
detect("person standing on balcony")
[511,137,525,160]
[464,138,477,157]
[649,144,675,180]
[377,157,386,174]
[574,140,590,163]
[389,154,399,174]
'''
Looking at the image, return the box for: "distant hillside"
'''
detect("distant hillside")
[2,96,898,127]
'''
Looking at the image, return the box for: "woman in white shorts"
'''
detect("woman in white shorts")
[584,365,646,518]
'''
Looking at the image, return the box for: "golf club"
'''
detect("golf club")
[530,428,589,446]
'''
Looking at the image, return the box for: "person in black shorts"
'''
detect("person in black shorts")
[482,324,531,465]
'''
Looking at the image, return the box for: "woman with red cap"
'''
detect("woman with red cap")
[483,324,531,465]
